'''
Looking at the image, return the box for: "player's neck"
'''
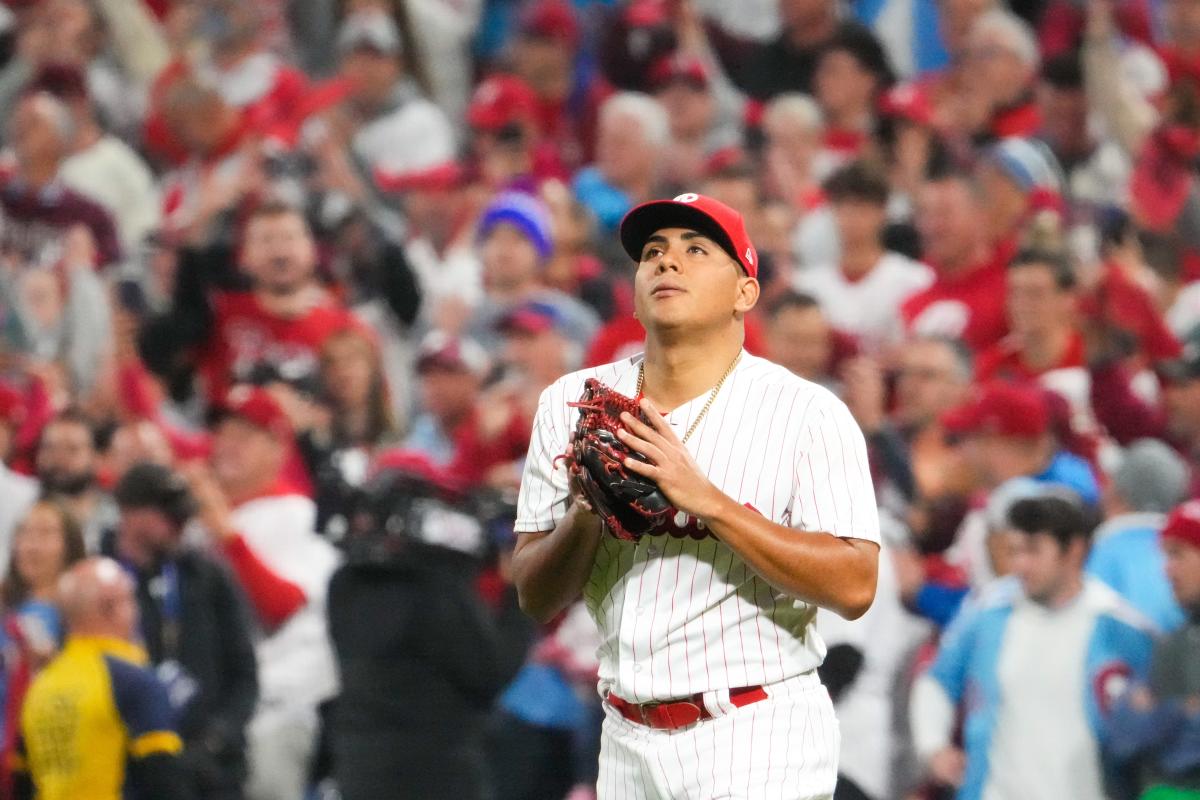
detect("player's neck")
[641,330,744,411]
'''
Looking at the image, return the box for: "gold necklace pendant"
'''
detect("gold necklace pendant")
[637,352,741,445]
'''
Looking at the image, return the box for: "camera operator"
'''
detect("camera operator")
[327,451,536,800]
[108,462,259,800]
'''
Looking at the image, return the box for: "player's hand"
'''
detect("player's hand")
[928,746,966,788]
[617,398,724,520]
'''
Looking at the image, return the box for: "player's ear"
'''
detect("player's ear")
[733,276,759,316]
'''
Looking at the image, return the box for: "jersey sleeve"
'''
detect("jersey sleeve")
[791,391,880,543]
[104,655,183,760]
[514,383,573,534]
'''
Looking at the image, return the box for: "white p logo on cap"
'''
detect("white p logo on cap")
[745,248,754,265]
[673,193,699,203]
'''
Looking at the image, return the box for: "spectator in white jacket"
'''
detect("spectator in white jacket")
[183,387,340,800]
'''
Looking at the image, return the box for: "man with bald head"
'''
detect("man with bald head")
[14,558,193,800]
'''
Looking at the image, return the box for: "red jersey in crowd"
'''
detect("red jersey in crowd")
[975,332,1086,383]
[901,252,1010,352]
[197,291,361,403]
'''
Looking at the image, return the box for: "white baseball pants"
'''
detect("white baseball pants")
[597,672,840,800]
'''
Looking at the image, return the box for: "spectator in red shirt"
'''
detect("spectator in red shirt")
[812,25,895,171]
[467,74,568,189]
[139,201,361,407]
[510,0,589,169]
[903,168,1010,351]
[450,302,577,490]
[186,387,339,800]
[977,247,1084,384]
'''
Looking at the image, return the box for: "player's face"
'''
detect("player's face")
[242,213,318,295]
[1008,531,1081,605]
[1165,538,1200,609]
[633,227,758,336]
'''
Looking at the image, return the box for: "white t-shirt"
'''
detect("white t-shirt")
[0,467,38,576]
[515,351,880,703]
[795,252,934,352]
[231,492,341,707]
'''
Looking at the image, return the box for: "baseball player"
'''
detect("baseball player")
[512,193,881,799]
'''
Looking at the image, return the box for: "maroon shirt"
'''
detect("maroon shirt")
[0,177,122,268]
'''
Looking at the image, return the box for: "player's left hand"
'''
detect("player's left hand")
[617,398,724,520]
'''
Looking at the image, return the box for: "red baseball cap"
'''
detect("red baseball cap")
[215,387,293,440]
[649,54,710,91]
[519,0,580,46]
[941,382,1050,438]
[415,330,490,377]
[619,193,759,277]
[467,75,539,132]
[879,82,933,127]
[497,301,566,336]
[1162,500,1200,550]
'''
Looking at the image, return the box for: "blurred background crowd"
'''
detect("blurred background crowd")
[0,0,1199,798]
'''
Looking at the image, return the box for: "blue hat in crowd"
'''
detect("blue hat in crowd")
[478,191,554,261]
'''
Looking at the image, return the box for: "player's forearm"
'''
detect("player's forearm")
[511,504,603,623]
[701,493,878,619]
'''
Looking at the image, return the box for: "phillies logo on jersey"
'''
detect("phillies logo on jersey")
[646,502,763,540]
[1093,661,1134,715]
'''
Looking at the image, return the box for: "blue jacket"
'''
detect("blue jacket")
[927,578,1155,800]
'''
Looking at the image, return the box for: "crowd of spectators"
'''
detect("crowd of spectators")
[0,0,1199,798]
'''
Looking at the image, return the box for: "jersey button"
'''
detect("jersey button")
[646,545,659,557]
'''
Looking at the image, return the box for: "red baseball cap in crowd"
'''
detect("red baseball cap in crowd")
[649,54,710,92]
[518,0,580,46]
[467,74,540,132]
[497,301,566,336]
[879,82,933,127]
[415,330,490,377]
[214,386,293,440]
[1162,500,1200,550]
[619,193,758,277]
[941,382,1050,439]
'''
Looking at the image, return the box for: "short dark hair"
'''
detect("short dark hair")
[247,199,308,226]
[1008,248,1077,290]
[767,290,821,320]
[114,462,197,526]
[819,25,896,88]
[823,161,890,207]
[1041,50,1084,91]
[1007,493,1096,549]
[40,407,100,451]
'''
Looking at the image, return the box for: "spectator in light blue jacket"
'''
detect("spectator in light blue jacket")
[911,494,1155,800]
[1107,500,1200,798]
[1088,439,1191,634]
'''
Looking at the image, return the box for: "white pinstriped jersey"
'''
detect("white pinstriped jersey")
[515,351,880,703]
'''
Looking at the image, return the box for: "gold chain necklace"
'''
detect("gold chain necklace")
[636,352,742,445]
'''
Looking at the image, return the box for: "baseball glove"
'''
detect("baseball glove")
[559,378,672,541]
